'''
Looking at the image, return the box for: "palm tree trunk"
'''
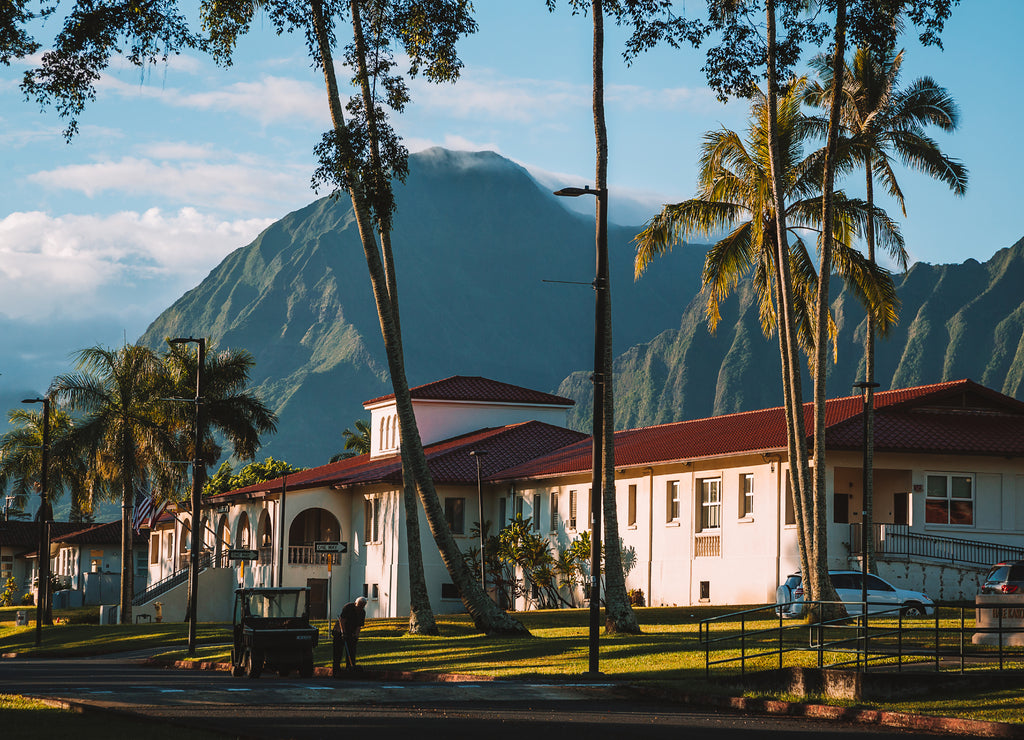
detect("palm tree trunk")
[310,0,526,635]
[765,0,814,594]
[590,0,638,635]
[864,156,876,574]
[120,480,133,624]
[348,0,437,636]
[811,0,847,614]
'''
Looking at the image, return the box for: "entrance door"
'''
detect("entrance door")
[893,492,909,525]
[306,578,328,620]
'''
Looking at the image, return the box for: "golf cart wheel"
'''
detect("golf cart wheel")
[902,601,926,618]
[245,648,264,679]
[299,648,314,678]
[230,648,245,677]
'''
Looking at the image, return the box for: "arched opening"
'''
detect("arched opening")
[215,515,230,564]
[257,509,274,565]
[178,518,191,571]
[287,508,341,564]
[236,511,251,549]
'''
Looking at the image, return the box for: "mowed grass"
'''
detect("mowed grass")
[2,603,1024,725]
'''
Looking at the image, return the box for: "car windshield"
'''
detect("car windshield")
[246,591,302,618]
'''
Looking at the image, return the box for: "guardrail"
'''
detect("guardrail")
[851,523,1024,567]
[700,600,1024,678]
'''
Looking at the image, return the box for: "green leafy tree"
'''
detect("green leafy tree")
[203,457,303,497]
[805,45,967,573]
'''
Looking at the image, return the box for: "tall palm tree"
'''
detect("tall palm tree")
[805,46,967,573]
[634,80,905,599]
[331,419,370,461]
[51,345,176,624]
[0,407,90,521]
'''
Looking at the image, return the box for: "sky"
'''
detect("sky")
[0,1,1020,394]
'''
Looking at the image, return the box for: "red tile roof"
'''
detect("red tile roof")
[211,421,589,500]
[0,521,84,549]
[494,379,1024,479]
[363,376,575,408]
[51,520,149,547]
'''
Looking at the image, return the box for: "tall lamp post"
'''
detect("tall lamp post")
[22,396,50,646]
[469,450,488,593]
[169,337,205,656]
[553,184,607,675]
[853,381,879,613]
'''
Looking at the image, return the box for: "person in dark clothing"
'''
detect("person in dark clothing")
[333,596,367,675]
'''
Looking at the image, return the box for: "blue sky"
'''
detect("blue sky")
[0,2,1019,392]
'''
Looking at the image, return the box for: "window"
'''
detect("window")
[362,583,379,599]
[784,472,795,526]
[666,480,680,522]
[514,495,524,520]
[740,473,754,517]
[499,497,507,528]
[699,478,721,530]
[627,484,637,527]
[925,473,974,525]
[833,493,850,524]
[150,533,160,564]
[568,490,578,530]
[135,550,147,580]
[445,497,466,535]
[550,492,560,532]
[441,582,460,600]
[364,497,380,543]
[532,493,542,532]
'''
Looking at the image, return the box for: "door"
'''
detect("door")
[306,578,328,620]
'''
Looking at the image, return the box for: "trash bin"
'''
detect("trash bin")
[15,611,26,626]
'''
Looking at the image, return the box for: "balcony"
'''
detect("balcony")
[288,545,340,566]
[694,531,721,558]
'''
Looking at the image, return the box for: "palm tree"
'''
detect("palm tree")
[51,345,176,624]
[634,80,905,600]
[331,419,370,462]
[805,46,967,573]
[0,406,90,521]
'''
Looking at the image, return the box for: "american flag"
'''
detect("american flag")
[131,489,164,533]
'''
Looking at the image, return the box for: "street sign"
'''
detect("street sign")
[314,541,348,554]
[227,549,259,561]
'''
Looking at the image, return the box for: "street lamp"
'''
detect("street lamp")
[22,396,50,647]
[169,337,206,656]
[554,183,608,675]
[469,450,488,593]
[853,381,879,615]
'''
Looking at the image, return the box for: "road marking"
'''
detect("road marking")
[159,689,185,693]
[225,688,251,692]
[381,685,405,689]
[307,686,334,691]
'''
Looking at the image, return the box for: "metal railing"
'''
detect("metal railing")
[700,600,1024,678]
[131,551,226,606]
[851,523,1024,567]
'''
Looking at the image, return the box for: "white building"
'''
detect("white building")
[136,376,1024,620]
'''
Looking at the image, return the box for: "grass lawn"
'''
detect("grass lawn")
[2,603,1022,726]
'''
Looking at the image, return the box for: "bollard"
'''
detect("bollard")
[154,601,163,623]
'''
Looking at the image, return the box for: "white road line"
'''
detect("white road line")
[159,689,185,693]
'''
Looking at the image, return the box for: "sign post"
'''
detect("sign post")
[228,549,259,586]
[314,542,348,621]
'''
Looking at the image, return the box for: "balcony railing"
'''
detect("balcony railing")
[694,531,721,558]
[851,523,1024,567]
[288,545,340,566]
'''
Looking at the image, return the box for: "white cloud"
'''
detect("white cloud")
[410,71,586,123]
[28,155,309,214]
[0,209,273,322]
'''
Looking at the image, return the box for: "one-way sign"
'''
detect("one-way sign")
[314,541,348,554]
[227,549,259,561]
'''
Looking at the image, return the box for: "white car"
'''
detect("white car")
[776,570,934,618]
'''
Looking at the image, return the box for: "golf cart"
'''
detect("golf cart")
[230,587,319,678]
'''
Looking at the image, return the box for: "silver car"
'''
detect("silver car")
[776,570,934,618]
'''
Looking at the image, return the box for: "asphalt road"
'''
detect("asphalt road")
[0,655,945,739]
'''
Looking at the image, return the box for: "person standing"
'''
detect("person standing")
[333,596,367,676]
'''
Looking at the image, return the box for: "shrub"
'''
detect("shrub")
[20,592,34,606]
[0,577,17,607]
[628,588,646,607]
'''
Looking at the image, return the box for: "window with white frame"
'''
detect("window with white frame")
[740,473,754,517]
[532,493,542,532]
[445,497,466,535]
[150,533,160,564]
[666,480,680,522]
[568,490,578,530]
[628,484,637,527]
[364,497,380,543]
[925,473,974,526]
[550,492,559,532]
[698,478,722,530]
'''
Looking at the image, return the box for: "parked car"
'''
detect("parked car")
[776,570,934,618]
[980,560,1024,594]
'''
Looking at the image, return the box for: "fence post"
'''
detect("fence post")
[740,614,746,677]
[959,605,965,674]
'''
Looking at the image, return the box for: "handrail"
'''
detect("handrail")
[851,523,1024,567]
[131,551,223,606]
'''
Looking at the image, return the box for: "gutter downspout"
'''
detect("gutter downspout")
[645,467,654,606]
[277,474,287,587]
[775,458,783,593]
